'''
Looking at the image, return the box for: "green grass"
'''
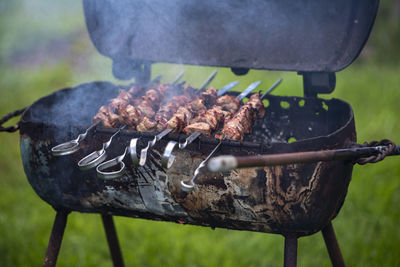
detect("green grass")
[1,2,400,267]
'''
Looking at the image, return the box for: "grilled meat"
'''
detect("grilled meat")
[183,122,212,136]
[216,95,240,114]
[94,83,170,129]
[216,93,265,141]
[136,117,158,132]
[200,86,218,107]
[93,106,119,128]
[165,87,217,132]
[246,93,265,119]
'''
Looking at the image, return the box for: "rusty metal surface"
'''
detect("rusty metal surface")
[19,82,356,236]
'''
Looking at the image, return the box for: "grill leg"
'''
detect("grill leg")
[322,222,345,267]
[283,236,298,267]
[101,214,125,267]
[43,210,70,267]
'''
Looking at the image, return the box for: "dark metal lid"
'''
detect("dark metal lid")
[83,0,379,73]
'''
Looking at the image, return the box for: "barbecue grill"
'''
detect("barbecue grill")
[1,0,399,266]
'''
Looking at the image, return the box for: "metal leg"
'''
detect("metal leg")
[322,222,345,267]
[101,214,125,267]
[43,210,70,267]
[284,236,298,267]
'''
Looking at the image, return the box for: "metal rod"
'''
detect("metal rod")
[43,210,70,267]
[199,69,218,90]
[207,145,400,172]
[101,215,125,267]
[261,78,283,99]
[217,81,239,96]
[171,71,185,85]
[322,222,345,267]
[181,141,222,191]
[284,237,298,267]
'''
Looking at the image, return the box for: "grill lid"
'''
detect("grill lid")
[83,0,378,75]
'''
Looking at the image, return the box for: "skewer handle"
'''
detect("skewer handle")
[208,145,400,172]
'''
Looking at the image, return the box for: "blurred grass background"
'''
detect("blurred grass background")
[0,1,399,266]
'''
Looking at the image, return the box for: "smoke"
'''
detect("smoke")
[26,81,119,128]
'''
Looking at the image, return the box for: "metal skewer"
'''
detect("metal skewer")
[134,69,220,166]
[51,120,100,156]
[78,125,125,170]
[199,69,218,90]
[181,140,222,192]
[96,146,130,179]
[180,78,283,191]
[161,80,262,169]
[171,71,185,85]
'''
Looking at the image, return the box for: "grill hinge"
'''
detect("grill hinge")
[112,58,151,84]
[298,72,336,97]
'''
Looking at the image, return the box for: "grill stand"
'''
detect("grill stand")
[41,212,345,267]
[43,210,69,267]
[282,222,345,267]
[42,211,125,267]
[101,214,125,267]
[283,236,298,267]
[322,222,345,267]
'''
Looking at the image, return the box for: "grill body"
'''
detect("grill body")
[20,81,356,236]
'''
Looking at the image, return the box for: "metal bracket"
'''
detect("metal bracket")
[112,57,151,84]
[298,72,336,97]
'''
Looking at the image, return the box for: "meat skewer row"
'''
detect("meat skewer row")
[160,81,262,169]
[95,81,239,179]
[215,78,282,141]
[135,86,219,166]
[138,81,239,133]
[183,81,262,142]
[94,82,173,129]
[93,75,164,128]
[136,85,199,132]
[129,70,220,166]
[180,78,283,192]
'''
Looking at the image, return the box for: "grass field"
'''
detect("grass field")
[0,2,400,267]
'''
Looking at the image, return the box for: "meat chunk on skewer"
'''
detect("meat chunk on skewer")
[93,106,120,128]
[183,122,212,137]
[216,93,265,141]
[136,117,158,132]
[246,93,265,119]
[118,104,142,128]
[216,95,241,114]
[161,87,217,132]
[200,86,218,107]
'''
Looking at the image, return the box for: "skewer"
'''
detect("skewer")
[96,147,129,179]
[199,69,218,90]
[180,78,283,191]
[134,70,220,166]
[51,121,100,156]
[78,125,126,170]
[181,141,222,192]
[171,71,185,85]
[161,80,263,169]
